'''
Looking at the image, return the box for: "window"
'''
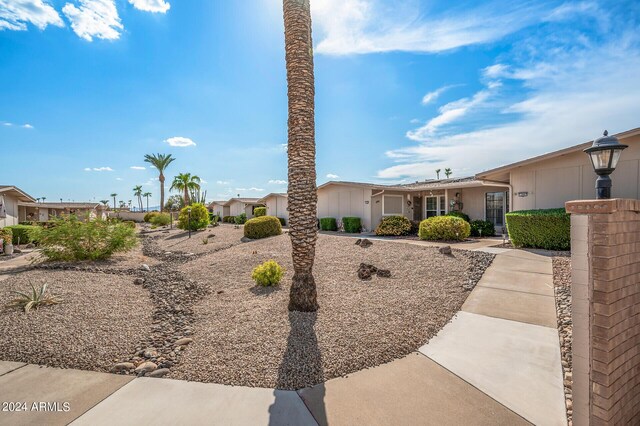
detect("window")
[383,195,403,215]
[426,196,445,218]
[485,192,506,227]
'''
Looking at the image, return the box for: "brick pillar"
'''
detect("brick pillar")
[566,199,640,425]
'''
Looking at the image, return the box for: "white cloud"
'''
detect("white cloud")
[62,0,123,41]
[421,85,460,105]
[22,123,34,129]
[326,173,339,179]
[130,166,146,170]
[235,187,264,192]
[84,166,113,172]
[128,0,169,13]
[115,177,123,181]
[216,180,230,185]
[268,179,287,185]
[0,0,64,31]
[2,122,12,126]
[164,136,196,147]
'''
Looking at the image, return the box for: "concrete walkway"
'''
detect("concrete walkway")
[0,248,565,426]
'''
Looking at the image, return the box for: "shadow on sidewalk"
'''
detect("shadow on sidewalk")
[268,311,326,425]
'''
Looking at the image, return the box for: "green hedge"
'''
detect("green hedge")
[0,228,12,246]
[375,215,412,236]
[254,207,267,217]
[319,217,337,231]
[144,212,159,223]
[178,203,210,231]
[419,216,470,241]
[244,216,282,239]
[150,213,171,226]
[234,213,247,225]
[223,216,234,223]
[342,217,361,233]
[447,211,470,223]
[5,225,40,244]
[470,220,495,237]
[506,208,570,250]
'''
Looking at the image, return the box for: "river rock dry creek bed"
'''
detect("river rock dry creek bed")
[0,224,494,389]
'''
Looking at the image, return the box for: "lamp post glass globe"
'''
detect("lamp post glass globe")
[584,130,628,199]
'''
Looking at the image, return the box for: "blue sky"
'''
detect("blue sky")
[1,0,639,206]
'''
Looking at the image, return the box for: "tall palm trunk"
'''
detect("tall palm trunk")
[184,188,189,206]
[283,0,318,312]
[159,174,165,212]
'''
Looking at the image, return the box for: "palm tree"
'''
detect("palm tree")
[143,192,152,212]
[100,200,109,208]
[36,197,41,203]
[41,197,46,203]
[283,0,319,312]
[170,173,201,205]
[144,153,175,212]
[133,185,143,212]
[444,168,452,178]
[110,193,118,210]
[435,169,441,179]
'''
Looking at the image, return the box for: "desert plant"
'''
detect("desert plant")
[5,225,39,245]
[177,203,210,231]
[6,283,62,313]
[446,211,470,223]
[202,237,209,245]
[0,228,13,246]
[506,208,570,250]
[470,220,496,237]
[252,260,284,287]
[150,213,171,227]
[244,216,282,239]
[419,216,471,241]
[254,207,267,217]
[342,217,361,233]
[122,221,136,229]
[37,216,137,261]
[144,153,175,212]
[319,217,337,231]
[144,212,159,223]
[234,213,247,225]
[171,172,201,205]
[375,215,412,236]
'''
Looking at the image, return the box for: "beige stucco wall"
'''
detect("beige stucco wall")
[0,193,20,228]
[264,196,289,221]
[317,185,373,231]
[210,204,225,217]
[455,186,510,221]
[228,201,244,217]
[508,134,640,211]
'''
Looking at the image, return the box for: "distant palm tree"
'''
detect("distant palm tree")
[444,168,452,178]
[283,0,319,312]
[435,169,441,179]
[36,197,41,203]
[144,153,175,213]
[41,197,46,203]
[133,185,143,212]
[143,192,152,212]
[110,193,118,210]
[100,200,109,208]
[119,200,126,209]
[170,173,201,205]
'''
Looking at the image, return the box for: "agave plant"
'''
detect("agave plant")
[7,283,62,313]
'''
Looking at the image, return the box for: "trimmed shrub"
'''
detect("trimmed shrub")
[150,213,171,227]
[251,260,284,287]
[419,216,471,241]
[0,228,13,246]
[319,217,337,231]
[447,211,470,223]
[37,216,137,261]
[234,212,247,225]
[5,225,39,245]
[223,216,234,223]
[278,217,286,226]
[144,212,159,223]
[178,203,210,231]
[244,216,282,239]
[342,217,362,233]
[470,220,495,237]
[254,207,267,217]
[375,215,412,236]
[123,221,136,229]
[506,208,570,250]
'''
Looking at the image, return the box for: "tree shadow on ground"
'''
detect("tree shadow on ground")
[268,311,326,425]
[249,286,283,297]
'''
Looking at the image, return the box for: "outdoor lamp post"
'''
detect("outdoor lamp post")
[584,130,628,199]
[187,207,192,239]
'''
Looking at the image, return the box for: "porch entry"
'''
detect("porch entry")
[485,191,508,229]
[412,196,423,221]
[425,195,446,218]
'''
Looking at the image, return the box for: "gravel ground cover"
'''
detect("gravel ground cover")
[553,255,572,425]
[141,224,245,256]
[171,234,494,389]
[0,270,152,372]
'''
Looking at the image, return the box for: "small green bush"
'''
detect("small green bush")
[419,216,471,241]
[277,217,286,226]
[178,203,210,231]
[37,216,137,261]
[342,217,361,233]
[251,260,284,287]
[5,225,39,244]
[319,217,337,231]
[150,213,171,227]
[0,228,12,246]
[223,216,234,223]
[144,212,159,223]
[447,211,471,223]
[254,207,267,217]
[375,216,412,236]
[506,208,570,250]
[470,220,495,237]
[244,216,282,239]
[234,213,247,225]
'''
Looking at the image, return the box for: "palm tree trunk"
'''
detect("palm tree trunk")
[283,0,318,312]
[184,188,189,206]
[160,174,165,212]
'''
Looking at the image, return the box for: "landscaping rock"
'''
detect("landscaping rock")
[143,348,159,358]
[376,268,391,278]
[357,263,377,280]
[134,361,157,374]
[355,239,361,245]
[553,255,573,425]
[112,362,135,372]
[133,278,145,285]
[175,337,193,346]
[359,239,373,248]
[147,368,170,378]
[141,264,151,272]
[439,245,452,255]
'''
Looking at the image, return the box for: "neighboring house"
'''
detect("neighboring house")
[208,201,229,218]
[257,193,288,222]
[0,186,36,228]
[223,198,264,219]
[18,202,107,222]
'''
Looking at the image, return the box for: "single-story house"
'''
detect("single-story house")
[223,198,264,219]
[208,201,228,218]
[0,185,36,228]
[257,193,288,223]
[18,202,107,222]
[317,127,640,233]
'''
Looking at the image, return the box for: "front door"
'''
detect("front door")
[485,192,506,229]
[413,196,423,221]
